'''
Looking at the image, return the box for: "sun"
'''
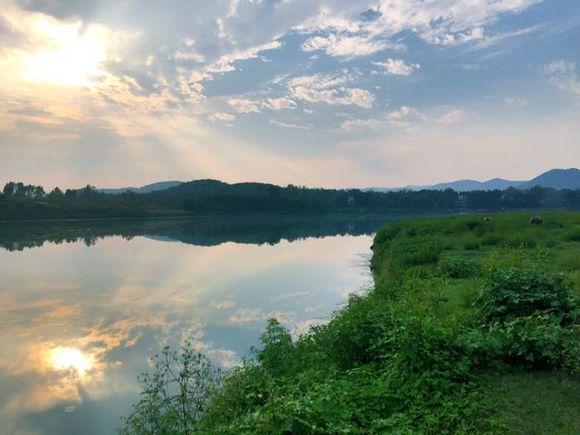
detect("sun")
[24,17,110,87]
[49,347,94,376]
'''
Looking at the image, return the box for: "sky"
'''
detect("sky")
[0,0,579,189]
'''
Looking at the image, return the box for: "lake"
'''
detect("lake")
[0,215,415,434]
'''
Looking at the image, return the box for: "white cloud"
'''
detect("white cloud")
[288,73,375,109]
[340,118,383,132]
[437,109,466,124]
[302,34,394,58]
[208,112,236,123]
[229,308,262,325]
[269,119,310,130]
[209,299,237,310]
[387,105,422,126]
[263,97,297,110]
[227,98,262,113]
[544,59,580,98]
[373,58,420,76]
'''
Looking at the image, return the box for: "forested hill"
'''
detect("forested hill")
[0,179,579,220]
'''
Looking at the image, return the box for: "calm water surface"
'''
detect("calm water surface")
[0,215,414,434]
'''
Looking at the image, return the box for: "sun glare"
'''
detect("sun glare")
[24,18,109,86]
[49,347,94,376]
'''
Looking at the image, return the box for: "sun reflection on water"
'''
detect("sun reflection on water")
[49,347,94,377]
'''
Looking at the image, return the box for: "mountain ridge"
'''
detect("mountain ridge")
[367,168,579,192]
[97,168,580,195]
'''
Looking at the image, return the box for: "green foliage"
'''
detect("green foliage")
[564,228,580,242]
[123,212,580,433]
[462,236,481,250]
[2,179,579,221]
[120,343,220,435]
[477,267,576,325]
[256,318,296,377]
[439,257,480,278]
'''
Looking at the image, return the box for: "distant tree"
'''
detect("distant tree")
[64,189,77,199]
[3,182,16,197]
[48,187,64,199]
[32,185,45,198]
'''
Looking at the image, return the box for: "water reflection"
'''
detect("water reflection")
[0,215,406,434]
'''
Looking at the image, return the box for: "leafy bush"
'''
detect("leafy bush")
[481,233,503,246]
[120,343,220,435]
[256,318,296,377]
[494,314,579,369]
[477,267,576,325]
[463,236,480,250]
[390,236,444,270]
[564,229,580,242]
[439,257,480,278]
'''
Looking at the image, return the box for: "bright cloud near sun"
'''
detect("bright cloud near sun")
[0,0,578,188]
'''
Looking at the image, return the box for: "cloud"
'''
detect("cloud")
[227,98,262,113]
[386,105,423,127]
[372,58,420,76]
[302,34,395,58]
[209,299,237,310]
[269,119,310,130]
[263,97,297,111]
[469,25,542,51]
[340,118,382,132]
[437,109,466,125]
[228,308,262,325]
[544,59,580,98]
[208,112,236,123]
[288,73,375,109]
[226,97,297,114]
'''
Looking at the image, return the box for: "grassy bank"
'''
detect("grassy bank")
[122,212,579,434]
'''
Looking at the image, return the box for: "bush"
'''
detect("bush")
[477,267,576,325]
[120,343,220,435]
[495,314,579,369]
[463,236,480,250]
[481,233,503,246]
[439,257,480,278]
[564,229,580,242]
[309,294,392,369]
[390,236,444,270]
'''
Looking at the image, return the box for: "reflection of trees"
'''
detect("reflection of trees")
[0,215,407,252]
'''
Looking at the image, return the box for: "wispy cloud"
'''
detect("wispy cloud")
[372,58,420,76]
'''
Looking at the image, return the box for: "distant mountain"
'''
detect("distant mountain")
[519,168,580,190]
[368,178,524,192]
[99,181,183,194]
[368,168,579,192]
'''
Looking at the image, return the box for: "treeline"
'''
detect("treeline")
[0,180,579,220]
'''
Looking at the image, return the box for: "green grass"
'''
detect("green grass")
[482,371,580,434]
[122,212,580,434]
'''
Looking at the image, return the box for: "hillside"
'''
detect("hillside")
[369,168,578,192]
[99,181,183,194]
[123,212,580,433]
[520,168,580,190]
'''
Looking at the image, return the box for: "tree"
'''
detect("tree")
[48,187,64,199]
[121,343,221,435]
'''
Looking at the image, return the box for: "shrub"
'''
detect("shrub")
[439,257,480,278]
[463,236,480,250]
[494,314,579,369]
[564,229,580,242]
[390,236,444,270]
[477,267,576,325]
[256,318,296,377]
[464,219,494,237]
[310,294,392,369]
[120,343,220,435]
[481,233,503,246]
